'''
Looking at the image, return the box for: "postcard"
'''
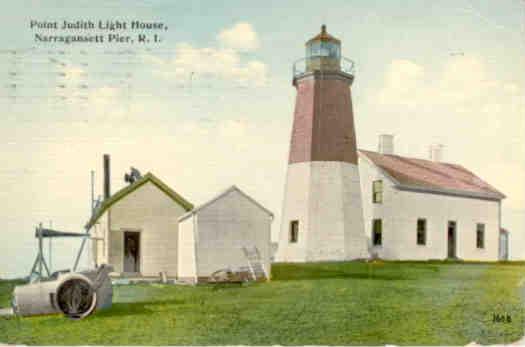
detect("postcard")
[0,1,524,346]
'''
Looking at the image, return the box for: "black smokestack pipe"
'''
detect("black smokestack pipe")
[103,154,110,200]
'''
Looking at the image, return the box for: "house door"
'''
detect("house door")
[123,231,140,273]
[447,221,456,258]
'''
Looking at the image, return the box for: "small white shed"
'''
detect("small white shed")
[177,186,273,283]
[87,172,193,278]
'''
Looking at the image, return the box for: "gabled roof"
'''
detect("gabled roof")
[86,172,193,229]
[358,150,505,201]
[179,185,274,222]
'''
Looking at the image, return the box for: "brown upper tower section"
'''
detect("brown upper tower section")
[288,26,358,165]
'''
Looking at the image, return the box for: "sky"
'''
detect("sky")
[0,0,524,278]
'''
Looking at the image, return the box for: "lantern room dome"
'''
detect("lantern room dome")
[306,24,341,45]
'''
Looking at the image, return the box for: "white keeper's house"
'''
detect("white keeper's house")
[358,135,508,261]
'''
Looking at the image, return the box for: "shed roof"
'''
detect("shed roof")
[359,150,505,201]
[86,172,193,229]
[179,185,274,222]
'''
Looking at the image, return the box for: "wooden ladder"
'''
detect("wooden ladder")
[242,246,267,281]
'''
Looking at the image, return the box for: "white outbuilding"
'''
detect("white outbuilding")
[177,186,273,284]
[87,172,193,278]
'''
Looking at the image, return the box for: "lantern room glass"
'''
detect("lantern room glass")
[306,40,340,59]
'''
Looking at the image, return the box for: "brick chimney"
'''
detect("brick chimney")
[378,134,394,155]
[429,144,444,162]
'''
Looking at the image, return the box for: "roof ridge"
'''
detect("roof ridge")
[179,185,273,222]
[86,172,193,229]
[358,149,505,200]
[393,155,461,181]
[361,149,465,185]
[358,149,458,166]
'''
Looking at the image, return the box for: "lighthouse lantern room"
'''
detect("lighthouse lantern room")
[305,24,341,72]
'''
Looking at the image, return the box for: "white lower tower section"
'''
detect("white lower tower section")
[276,161,369,262]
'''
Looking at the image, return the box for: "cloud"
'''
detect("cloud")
[376,55,521,109]
[87,86,126,116]
[61,65,86,81]
[378,59,425,107]
[142,22,266,87]
[217,22,260,52]
[145,42,268,87]
[385,59,424,89]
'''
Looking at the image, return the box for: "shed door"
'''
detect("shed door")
[123,231,140,273]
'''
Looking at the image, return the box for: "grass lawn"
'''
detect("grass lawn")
[0,261,524,345]
[0,279,24,308]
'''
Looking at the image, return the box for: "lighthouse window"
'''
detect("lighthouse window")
[322,41,339,58]
[476,223,485,249]
[307,41,340,58]
[372,219,382,246]
[372,180,383,204]
[320,42,331,56]
[307,41,321,57]
[290,220,299,243]
[417,219,427,245]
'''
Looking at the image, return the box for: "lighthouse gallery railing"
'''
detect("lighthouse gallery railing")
[292,56,355,78]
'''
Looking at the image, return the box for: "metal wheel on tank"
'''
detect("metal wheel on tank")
[56,277,97,319]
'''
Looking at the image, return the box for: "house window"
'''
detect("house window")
[417,219,427,245]
[476,223,485,249]
[290,220,299,243]
[372,219,382,246]
[373,180,383,203]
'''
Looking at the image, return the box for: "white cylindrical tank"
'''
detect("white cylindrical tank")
[12,265,113,319]
[12,280,60,316]
[13,273,97,319]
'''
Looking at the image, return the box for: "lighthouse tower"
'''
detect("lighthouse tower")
[277,26,368,262]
